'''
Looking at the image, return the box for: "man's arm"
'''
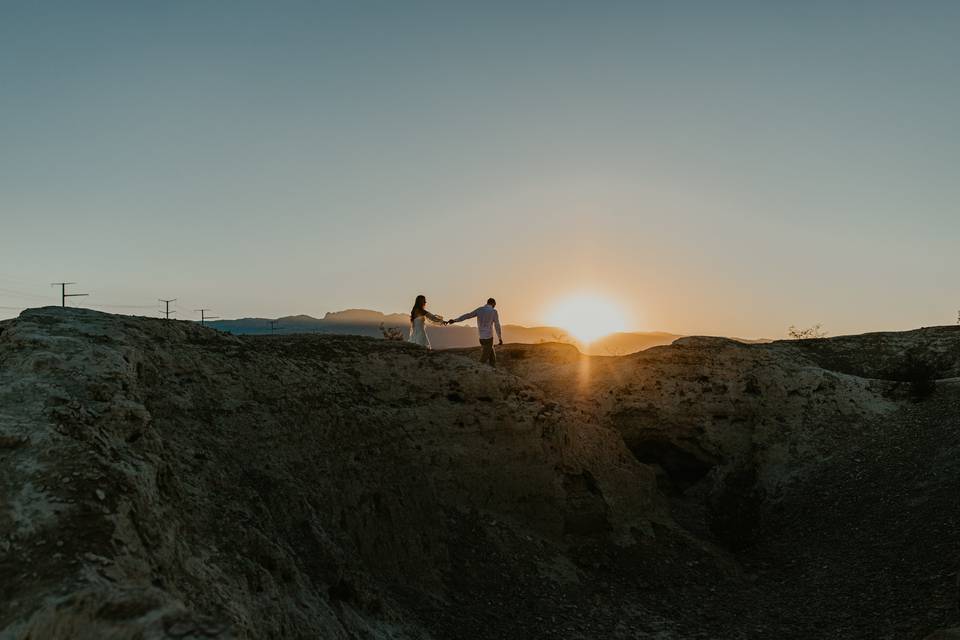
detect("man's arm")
[494,309,503,344]
[448,308,479,324]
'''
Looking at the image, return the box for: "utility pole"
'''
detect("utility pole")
[51,282,88,307]
[159,299,177,320]
[268,319,283,334]
[194,309,219,326]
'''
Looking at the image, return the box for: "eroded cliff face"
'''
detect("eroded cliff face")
[496,337,896,490]
[487,337,904,548]
[0,308,659,639]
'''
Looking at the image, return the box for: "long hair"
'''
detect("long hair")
[410,295,426,323]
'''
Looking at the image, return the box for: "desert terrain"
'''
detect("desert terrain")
[1,307,958,639]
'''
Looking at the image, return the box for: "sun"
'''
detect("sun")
[545,294,627,343]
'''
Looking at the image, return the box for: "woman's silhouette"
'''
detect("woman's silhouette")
[408,294,444,349]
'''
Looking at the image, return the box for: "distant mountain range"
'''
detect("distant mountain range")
[208,308,766,355]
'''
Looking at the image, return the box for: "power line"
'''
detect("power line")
[159,299,177,320]
[194,308,219,326]
[51,282,88,308]
[269,319,283,334]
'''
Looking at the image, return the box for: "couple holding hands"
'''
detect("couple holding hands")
[409,294,502,366]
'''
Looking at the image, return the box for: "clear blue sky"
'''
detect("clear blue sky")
[2,1,957,337]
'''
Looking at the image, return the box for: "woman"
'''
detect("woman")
[409,294,444,348]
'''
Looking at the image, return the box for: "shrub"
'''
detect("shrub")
[787,324,828,340]
[379,323,405,341]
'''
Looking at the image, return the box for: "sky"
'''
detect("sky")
[1,1,958,338]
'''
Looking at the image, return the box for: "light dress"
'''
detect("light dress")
[408,311,443,349]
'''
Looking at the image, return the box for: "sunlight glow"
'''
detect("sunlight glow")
[545,294,627,343]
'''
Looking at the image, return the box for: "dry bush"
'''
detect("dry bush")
[380,322,405,341]
[787,324,828,340]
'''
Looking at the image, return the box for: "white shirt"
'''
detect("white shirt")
[453,305,502,340]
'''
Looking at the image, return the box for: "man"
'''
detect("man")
[448,298,503,367]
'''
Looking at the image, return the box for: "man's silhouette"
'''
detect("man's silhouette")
[448,298,503,367]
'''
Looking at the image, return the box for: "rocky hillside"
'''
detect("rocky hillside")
[0,307,662,639]
[493,337,896,492]
[1,308,959,639]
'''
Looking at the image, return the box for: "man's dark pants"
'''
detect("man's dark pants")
[479,338,497,367]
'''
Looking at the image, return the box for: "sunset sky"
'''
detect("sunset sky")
[2,2,958,338]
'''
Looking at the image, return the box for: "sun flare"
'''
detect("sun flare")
[545,294,627,343]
